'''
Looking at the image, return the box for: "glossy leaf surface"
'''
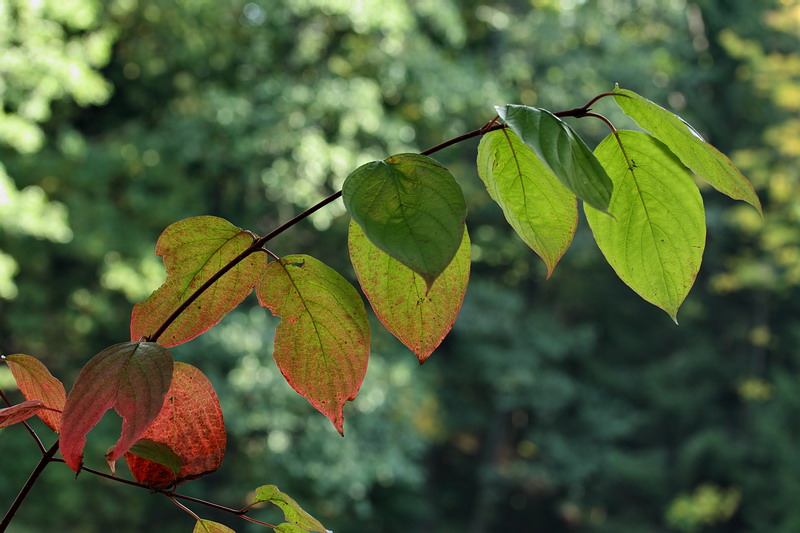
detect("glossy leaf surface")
[0,400,48,428]
[256,255,370,434]
[130,216,267,347]
[59,342,173,472]
[585,131,706,321]
[349,221,470,363]
[124,362,225,488]
[194,520,235,533]
[2,354,66,432]
[497,104,613,212]
[342,153,467,289]
[253,485,327,533]
[477,128,578,276]
[613,86,762,215]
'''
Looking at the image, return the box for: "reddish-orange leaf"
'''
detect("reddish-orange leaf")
[0,400,49,428]
[59,342,173,472]
[2,354,66,432]
[130,216,268,347]
[256,254,370,435]
[124,362,225,488]
[348,221,471,363]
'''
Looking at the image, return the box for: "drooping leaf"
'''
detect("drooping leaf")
[348,220,470,363]
[256,255,370,434]
[124,362,225,488]
[253,485,327,533]
[2,354,66,432]
[126,438,182,477]
[476,127,578,276]
[0,400,48,428]
[496,104,613,212]
[130,216,268,347]
[584,131,706,321]
[342,153,467,289]
[59,342,173,472]
[612,86,762,215]
[193,520,236,533]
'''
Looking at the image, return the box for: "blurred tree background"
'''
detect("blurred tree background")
[0,0,798,531]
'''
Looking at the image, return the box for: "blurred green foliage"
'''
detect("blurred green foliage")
[1,0,799,532]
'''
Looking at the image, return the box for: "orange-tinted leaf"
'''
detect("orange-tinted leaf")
[348,221,470,363]
[124,362,225,488]
[130,216,267,347]
[194,520,236,533]
[2,354,66,432]
[59,342,173,472]
[256,254,370,435]
[0,400,48,428]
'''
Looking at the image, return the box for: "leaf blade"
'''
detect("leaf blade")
[0,400,48,428]
[193,520,236,533]
[2,354,66,432]
[253,485,327,533]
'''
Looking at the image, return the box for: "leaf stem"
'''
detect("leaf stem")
[0,440,59,531]
[584,112,636,171]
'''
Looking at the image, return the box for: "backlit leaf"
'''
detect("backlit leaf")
[193,520,236,533]
[126,438,182,477]
[477,128,578,276]
[124,362,225,488]
[348,220,470,363]
[342,153,467,289]
[584,131,706,321]
[613,86,762,215]
[256,255,370,434]
[275,524,308,533]
[59,342,173,472]
[496,104,613,212]
[2,354,66,432]
[253,485,327,533]
[130,216,267,347]
[0,400,48,428]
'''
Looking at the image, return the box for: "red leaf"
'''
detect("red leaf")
[124,362,225,488]
[130,216,267,347]
[0,400,48,428]
[2,354,66,432]
[348,221,471,363]
[59,342,173,472]
[256,254,370,435]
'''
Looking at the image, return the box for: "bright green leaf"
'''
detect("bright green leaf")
[127,438,182,477]
[496,104,613,212]
[477,128,578,276]
[613,86,762,215]
[585,131,706,322]
[193,520,235,533]
[275,523,308,533]
[130,216,267,347]
[253,485,327,533]
[256,255,370,434]
[349,220,470,363]
[342,153,467,289]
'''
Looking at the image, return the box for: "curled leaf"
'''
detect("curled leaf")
[0,400,48,428]
[3,354,66,432]
[253,485,327,533]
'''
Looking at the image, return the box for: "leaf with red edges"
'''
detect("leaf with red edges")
[59,342,173,472]
[130,216,267,347]
[256,254,370,434]
[0,400,49,428]
[2,354,66,432]
[124,362,225,488]
[348,221,470,363]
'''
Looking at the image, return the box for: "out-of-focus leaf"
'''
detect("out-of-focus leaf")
[193,520,236,533]
[349,221,470,363]
[126,438,182,476]
[59,342,173,473]
[342,153,466,289]
[256,255,370,435]
[613,86,762,215]
[497,104,613,212]
[477,127,578,276]
[130,216,267,347]
[253,485,327,533]
[2,354,65,432]
[124,362,225,488]
[585,131,706,321]
[0,400,48,428]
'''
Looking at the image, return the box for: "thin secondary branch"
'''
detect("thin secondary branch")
[0,440,59,531]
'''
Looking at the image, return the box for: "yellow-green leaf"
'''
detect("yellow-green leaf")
[252,485,327,533]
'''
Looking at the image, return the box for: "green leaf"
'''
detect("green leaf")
[275,524,308,533]
[253,485,327,533]
[193,520,235,533]
[612,86,762,215]
[496,104,613,212]
[3,353,66,433]
[130,216,267,347]
[349,220,470,363]
[342,153,467,289]
[127,438,182,476]
[584,131,706,322]
[256,255,370,434]
[476,128,578,276]
[59,342,173,472]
